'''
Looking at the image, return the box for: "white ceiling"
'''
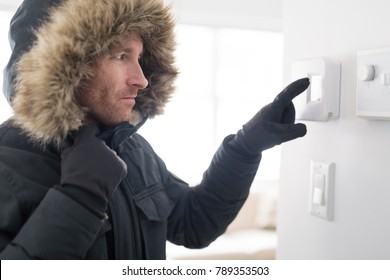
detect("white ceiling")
[169,0,282,19]
[1,0,283,31]
[167,0,283,30]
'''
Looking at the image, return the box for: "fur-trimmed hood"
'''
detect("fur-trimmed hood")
[3,0,177,146]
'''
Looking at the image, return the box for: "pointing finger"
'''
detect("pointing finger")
[274,78,310,107]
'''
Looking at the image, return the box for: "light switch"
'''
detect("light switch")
[312,187,324,205]
[312,173,325,205]
[309,161,335,221]
[309,75,323,102]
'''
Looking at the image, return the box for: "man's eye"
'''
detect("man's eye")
[114,53,125,60]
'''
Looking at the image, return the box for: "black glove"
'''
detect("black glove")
[228,78,310,157]
[56,125,127,218]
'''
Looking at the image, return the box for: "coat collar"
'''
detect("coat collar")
[98,117,148,149]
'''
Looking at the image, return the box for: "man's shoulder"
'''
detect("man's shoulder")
[0,118,60,160]
[0,120,60,190]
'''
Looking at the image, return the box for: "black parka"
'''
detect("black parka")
[0,0,261,259]
[0,120,260,259]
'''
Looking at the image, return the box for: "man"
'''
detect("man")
[0,0,309,259]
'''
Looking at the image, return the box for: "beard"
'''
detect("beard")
[79,85,138,127]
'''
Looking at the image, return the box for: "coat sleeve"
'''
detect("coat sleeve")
[0,164,105,260]
[165,135,261,248]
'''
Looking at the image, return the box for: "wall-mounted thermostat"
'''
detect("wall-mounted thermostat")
[291,57,341,122]
[357,47,390,120]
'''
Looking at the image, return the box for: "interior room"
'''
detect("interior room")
[1,0,389,260]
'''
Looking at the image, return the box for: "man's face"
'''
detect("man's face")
[78,33,148,126]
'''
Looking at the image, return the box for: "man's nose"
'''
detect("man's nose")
[127,64,148,89]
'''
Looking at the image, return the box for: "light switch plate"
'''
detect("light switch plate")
[309,161,335,221]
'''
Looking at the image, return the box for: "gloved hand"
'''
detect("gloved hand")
[57,125,127,218]
[228,78,310,157]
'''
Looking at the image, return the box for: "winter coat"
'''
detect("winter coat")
[0,0,261,259]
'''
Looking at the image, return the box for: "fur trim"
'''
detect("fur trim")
[11,0,177,146]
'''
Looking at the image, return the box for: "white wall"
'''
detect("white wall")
[2,0,282,30]
[278,0,390,259]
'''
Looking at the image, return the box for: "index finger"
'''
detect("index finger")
[274,77,310,106]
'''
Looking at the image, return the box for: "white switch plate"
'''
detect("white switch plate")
[357,47,390,120]
[309,161,335,221]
